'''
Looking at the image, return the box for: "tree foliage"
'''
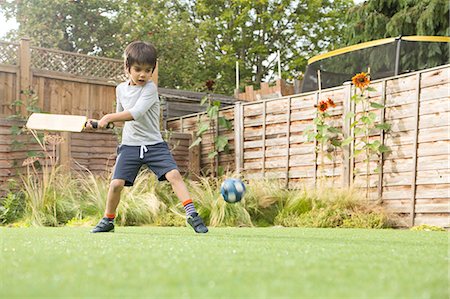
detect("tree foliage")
[342,0,449,45]
[1,0,353,94]
[1,0,123,56]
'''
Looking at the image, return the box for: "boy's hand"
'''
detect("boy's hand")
[85,119,96,130]
[97,116,110,129]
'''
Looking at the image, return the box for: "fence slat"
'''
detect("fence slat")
[285,97,292,188]
[409,73,421,226]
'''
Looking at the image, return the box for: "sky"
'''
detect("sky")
[0,12,18,38]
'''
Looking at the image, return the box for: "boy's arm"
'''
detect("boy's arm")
[97,111,134,128]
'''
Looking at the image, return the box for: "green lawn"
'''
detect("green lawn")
[0,227,448,299]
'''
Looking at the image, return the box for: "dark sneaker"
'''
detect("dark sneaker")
[90,217,115,233]
[187,213,208,233]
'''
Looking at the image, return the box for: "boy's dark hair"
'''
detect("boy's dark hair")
[124,41,157,72]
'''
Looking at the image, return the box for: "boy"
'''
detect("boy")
[90,41,208,234]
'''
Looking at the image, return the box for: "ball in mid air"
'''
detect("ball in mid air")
[220,178,246,203]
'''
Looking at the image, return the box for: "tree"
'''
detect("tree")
[117,0,207,90]
[1,0,354,94]
[189,0,352,94]
[342,0,449,45]
[1,0,123,57]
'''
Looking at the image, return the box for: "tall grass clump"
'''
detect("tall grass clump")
[274,187,392,228]
[20,134,80,226]
[241,178,291,226]
[77,169,177,226]
[187,176,252,227]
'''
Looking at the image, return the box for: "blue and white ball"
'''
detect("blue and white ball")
[220,178,246,203]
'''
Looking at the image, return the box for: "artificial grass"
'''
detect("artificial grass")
[0,227,447,299]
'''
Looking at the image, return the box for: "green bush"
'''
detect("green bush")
[0,191,26,224]
[410,224,446,232]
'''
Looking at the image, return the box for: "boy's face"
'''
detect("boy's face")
[128,63,153,86]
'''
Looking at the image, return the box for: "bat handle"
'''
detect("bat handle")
[88,121,115,129]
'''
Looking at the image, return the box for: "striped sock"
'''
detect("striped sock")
[182,199,197,216]
[105,213,115,221]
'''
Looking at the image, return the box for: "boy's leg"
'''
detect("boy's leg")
[91,179,125,233]
[165,169,208,233]
[105,179,126,215]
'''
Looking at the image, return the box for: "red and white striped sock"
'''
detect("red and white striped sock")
[182,199,197,216]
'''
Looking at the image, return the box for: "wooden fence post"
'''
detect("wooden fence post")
[59,131,72,171]
[262,100,267,177]
[189,131,201,179]
[234,101,243,175]
[285,97,292,189]
[409,73,421,227]
[19,37,31,116]
[342,82,353,188]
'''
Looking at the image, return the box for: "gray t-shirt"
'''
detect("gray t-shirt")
[116,80,163,146]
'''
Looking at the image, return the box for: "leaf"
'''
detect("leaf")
[196,122,209,136]
[361,115,373,125]
[217,166,225,177]
[370,102,385,109]
[345,111,355,121]
[328,127,341,134]
[378,144,391,154]
[200,96,208,106]
[354,149,364,157]
[208,151,218,159]
[207,105,219,118]
[215,135,229,152]
[366,86,377,92]
[341,136,353,146]
[354,127,364,136]
[306,131,316,142]
[350,120,359,128]
[218,116,232,130]
[330,138,341,147]
[375,122,391,131]
[189,137,202,149]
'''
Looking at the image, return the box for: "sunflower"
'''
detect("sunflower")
[352,72,370,89]
[318,100,328,113]
[327,98,336,108]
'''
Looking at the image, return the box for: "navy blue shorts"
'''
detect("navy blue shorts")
[112,142,178,186]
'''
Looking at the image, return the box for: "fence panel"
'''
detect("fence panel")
[166,64,450,227]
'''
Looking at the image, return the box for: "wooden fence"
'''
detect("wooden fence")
[0,39,128,119]
[0,118,195,191]
[167,64,450,228]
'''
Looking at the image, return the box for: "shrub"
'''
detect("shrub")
[274,187,392,228]
[0,190,25,224]
[410,224,446,232]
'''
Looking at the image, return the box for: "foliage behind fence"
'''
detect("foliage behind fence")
[167,65,450,228]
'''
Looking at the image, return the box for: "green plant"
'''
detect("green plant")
[8,89,42,120]
[186,176,252,227]
[274,187,392,228]
[305,97,346,182]
[20,134,79,226]
[0,191,25,224]
[410,224,446,232]
[348,72,391,198]
[190,81,232,177]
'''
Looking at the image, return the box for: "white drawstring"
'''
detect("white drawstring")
[139,145,148,159]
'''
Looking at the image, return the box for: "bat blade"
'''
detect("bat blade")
[26,113,88,132]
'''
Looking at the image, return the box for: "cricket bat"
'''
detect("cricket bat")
[26,113,114,132]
